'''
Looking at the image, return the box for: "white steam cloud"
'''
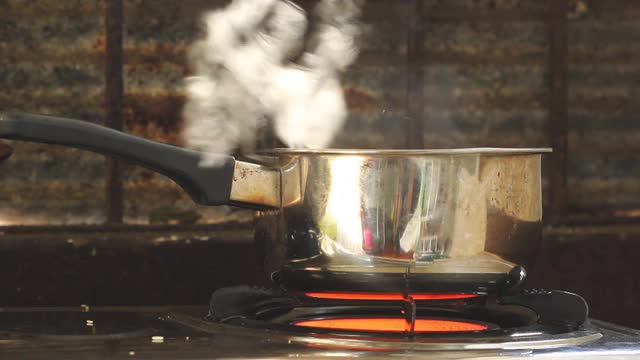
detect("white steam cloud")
[182,0,364,165]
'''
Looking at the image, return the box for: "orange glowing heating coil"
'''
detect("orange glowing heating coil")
[303,292,479,301]
[294,317,488,333]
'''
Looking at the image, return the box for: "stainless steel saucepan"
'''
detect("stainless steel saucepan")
[0,113,551,293]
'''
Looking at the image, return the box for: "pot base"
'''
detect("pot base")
[275,265,526,294]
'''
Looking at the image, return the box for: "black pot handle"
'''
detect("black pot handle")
[0,112,236,206]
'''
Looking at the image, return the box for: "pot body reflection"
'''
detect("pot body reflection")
[254,149,547,292]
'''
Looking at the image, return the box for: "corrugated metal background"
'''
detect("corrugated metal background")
[0,0,638,224]
[1,0,106,224]
[567,1,640,210]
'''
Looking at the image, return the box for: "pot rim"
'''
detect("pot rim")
[259,147,553,156]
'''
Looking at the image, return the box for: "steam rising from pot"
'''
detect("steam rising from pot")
[183,0,364,165]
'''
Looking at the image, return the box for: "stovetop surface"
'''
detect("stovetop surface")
[2,306,640,359]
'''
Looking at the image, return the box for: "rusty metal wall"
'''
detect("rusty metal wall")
[566,0,640,211]
[0,0,106,224]
[0,0,638,225]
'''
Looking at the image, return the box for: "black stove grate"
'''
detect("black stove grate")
[206,286,589,339]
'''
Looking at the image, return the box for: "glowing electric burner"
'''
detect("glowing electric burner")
[303,292,479,301]
[293,317,489,333]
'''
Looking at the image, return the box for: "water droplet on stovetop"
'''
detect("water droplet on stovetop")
[151,335,164,343]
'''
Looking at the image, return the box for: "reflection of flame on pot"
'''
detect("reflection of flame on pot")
[320,157,363,255]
